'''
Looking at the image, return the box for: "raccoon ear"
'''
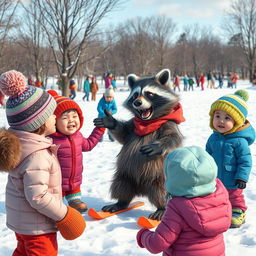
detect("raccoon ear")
[127,74,139,89]
[155,69,171,87]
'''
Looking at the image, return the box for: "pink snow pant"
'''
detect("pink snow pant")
[228,188,247,212]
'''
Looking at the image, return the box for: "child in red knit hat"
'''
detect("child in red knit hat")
[48,91,105,212]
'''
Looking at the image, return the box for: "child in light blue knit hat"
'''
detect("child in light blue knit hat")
[137,146,231,256]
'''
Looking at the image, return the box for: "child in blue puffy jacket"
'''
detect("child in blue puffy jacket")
[206,90,255,228]
[97,86,117,142]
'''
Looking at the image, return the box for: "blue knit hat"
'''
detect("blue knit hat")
[209,90,249,134]
[164,146,217,198]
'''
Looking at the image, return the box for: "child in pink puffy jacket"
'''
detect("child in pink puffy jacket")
[137,146,231,256]
[48,92,104,213]
[0,70,85,256]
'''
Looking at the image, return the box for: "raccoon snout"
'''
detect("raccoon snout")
[133,99,142,107]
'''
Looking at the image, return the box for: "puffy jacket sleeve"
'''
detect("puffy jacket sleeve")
[137,201,182,254]
[97,98,105,117]
[110,100,117,115]
[205,134,213,155]
[23,151,67,222]
[235,138,252,182]
[81,128,104,151]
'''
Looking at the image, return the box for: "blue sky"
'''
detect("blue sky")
[104,0,232,34]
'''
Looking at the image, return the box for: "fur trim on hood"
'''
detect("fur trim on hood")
[0,128,21,171]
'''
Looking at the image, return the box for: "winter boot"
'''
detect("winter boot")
[230,209,246,228]
[69,200,88,213]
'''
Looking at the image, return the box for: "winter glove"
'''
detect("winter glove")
[235,179,246,189]
[56,206,86,240]
[93,109,117,129]
[140,143,163,157]
[136,228,148,248]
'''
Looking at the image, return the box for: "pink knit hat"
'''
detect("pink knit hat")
[0,70,56,131]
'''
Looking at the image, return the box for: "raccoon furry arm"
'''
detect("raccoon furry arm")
[158,121,184,154]
[109,119,134,145]
[140,122,183,157]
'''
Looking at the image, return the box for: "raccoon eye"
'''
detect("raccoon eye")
[145,92,155,98]
[132,92,139,100]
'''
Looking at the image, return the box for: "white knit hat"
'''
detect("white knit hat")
[104,86,114,97]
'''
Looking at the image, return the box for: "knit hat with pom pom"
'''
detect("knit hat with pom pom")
[209,90,249,134]
[46,90,84,129]
[0,70,56,131]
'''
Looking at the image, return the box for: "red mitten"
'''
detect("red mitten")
[56,206,86,240]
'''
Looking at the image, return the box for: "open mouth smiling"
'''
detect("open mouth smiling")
[138,107,153,119]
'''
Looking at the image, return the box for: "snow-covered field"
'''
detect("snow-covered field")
[1,79,256,255]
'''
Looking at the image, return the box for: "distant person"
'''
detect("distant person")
[35,79,42,88]
[232,72,239,89]
[137,146,231,256]
[104,72,113,89]
[188,75,194,91]
[173,74,180,92]
[227,73,233,88]
[210,72,216,89]
[28,76,35,86]
[97,86,117,142]
[90,76,99,101]
[183,74,188,91]
[199,72,205,90]
[207,71,212,88]
[217,73,223,89]
[206,90,255,228]
[83,76,90,101]
[111,75,117,91]
[69,79,77,100]
[195,73,200,87]
[252,71,256,86]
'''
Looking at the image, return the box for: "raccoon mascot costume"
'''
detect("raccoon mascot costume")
[94,69,185,220]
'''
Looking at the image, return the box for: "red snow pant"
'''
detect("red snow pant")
[228,188,247,212]
[13,232,58,256]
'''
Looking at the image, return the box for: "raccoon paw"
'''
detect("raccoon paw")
[148,208,165,220]
[140,143,163,157]
[102,201,129,213]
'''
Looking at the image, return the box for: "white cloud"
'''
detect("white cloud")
[132,0,232,19]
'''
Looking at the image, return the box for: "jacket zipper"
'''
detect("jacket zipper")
[68,136,76,190]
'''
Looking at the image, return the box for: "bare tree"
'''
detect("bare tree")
[149,16,176,71]
[0,0,20,72]
[224,0,256,81]
[18,0,53,83]
[22,0,124,96]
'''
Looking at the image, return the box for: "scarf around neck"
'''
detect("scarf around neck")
[133,103,185,136]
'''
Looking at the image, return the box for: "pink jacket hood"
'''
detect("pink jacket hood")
[173,179,230,236]
[10,128,58,164]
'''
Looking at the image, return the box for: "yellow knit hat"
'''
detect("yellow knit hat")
[209,90,249,134]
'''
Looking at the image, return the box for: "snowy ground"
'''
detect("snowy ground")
[1,80,256,255]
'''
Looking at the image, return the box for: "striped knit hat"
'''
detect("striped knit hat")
[0,70,56,131]
[48,93,84,129]
[209,90,249,134]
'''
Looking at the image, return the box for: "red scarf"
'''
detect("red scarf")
[133,103,185,136]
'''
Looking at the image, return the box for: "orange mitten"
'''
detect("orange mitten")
[56,206,86,240]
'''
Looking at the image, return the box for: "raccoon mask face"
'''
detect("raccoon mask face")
[125,69,179,120]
